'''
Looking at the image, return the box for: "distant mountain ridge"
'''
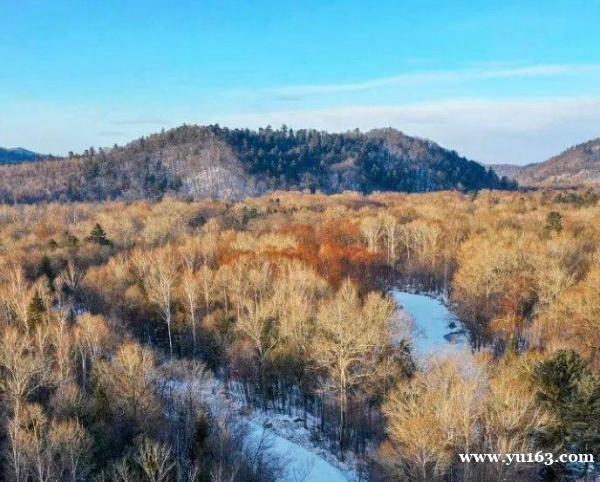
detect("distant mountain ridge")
[491,137,600,187]
[0,147,48,165]
[0,125,514,203]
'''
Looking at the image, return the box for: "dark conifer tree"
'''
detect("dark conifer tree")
[534,350,600,458]
[38,255,56,291]
[26,291,46,327]
[87,223,113,246]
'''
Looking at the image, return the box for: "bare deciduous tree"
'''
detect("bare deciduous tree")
[380,211,399,264]
[95,342,160,429]
[359,216,381,253]
[181,266,201,353]
[135,247,179,358]
[134,438,175,482]
[311,279,395,457]
[381,355,484,481]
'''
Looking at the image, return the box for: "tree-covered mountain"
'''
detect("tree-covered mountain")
[491,137,600,187]
[0,125,515,203]
[0,147,46,165]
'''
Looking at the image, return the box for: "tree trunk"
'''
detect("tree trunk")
[339,385,347,459]
[80,351,87,390]
[190,311,197,355]
[166,310,173,359]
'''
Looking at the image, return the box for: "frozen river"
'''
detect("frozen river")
[249,421,352,482]
[391,290,469,357]
[262,290,469,482]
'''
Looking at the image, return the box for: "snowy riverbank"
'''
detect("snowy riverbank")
[163,373,355,482]
[164,290,468,482]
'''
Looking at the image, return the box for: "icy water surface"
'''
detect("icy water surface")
[250,291,471,482]
[392,291,469,357]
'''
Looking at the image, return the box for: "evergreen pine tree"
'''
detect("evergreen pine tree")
[26,291,46,327]
[87,223,112,246]
[38,255,56,291]
[534,350,600,456]
[64,230,79,248]
[545,211,563,233]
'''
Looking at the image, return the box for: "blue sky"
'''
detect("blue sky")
[2,0,600,164]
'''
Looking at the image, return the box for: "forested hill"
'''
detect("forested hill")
[492,137,600,187]
[0,147,47,165]
[0,125,515,203]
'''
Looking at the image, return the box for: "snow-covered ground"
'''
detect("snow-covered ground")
[164,290,469,482]
[248,420,351,482]
[162,374,354,482]
[244,408,358,482]
[246,290,472,481]
[233,385,357,482]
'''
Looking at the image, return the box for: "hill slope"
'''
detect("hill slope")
[491,138,600,187]
[0,147,45,165]
[0,125,514,203]
[489,163,527,181]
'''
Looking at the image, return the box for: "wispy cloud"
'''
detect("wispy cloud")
[237,64,600,101]
[111,117,168,126]
[98,130,127,137]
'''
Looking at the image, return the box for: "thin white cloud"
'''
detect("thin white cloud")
[111,117,168,126]
[213,97,600,165]
[3,95,599,166]
[238,64,600,100]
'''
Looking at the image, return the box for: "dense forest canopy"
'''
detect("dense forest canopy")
[0,125,515,204]
[0,147,48,165]
[0,189,599,481]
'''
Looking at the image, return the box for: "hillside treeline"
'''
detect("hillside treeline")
[0,189,598,481]
[0,125,515,204]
